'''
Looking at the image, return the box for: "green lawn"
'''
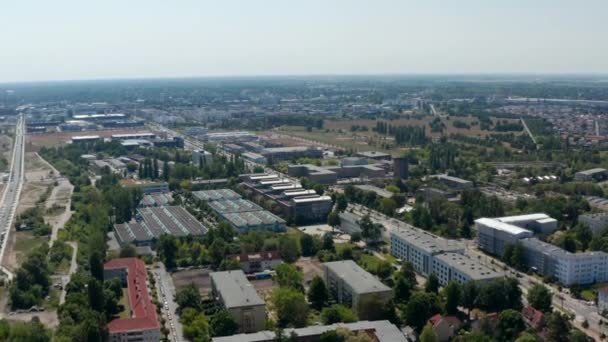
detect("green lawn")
[358,254,384,270]
[43,287,61,310]
[581,289,597,302]
[14,232,49,264]
[118,288,131,318]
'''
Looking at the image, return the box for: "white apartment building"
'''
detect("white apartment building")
[432,252,503,286]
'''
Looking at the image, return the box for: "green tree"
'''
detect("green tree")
[308,276,329,310]
[275,263,304,292]
[210,310,238,337]
[359,215,381,242]
[272,287,309,328]
[300,234,317,257]
[181,308,210,342]
[515,332,541,342]
[278,235,301,263]
[322,232,335,252]
[443,281,461,315]
[497,309,525,342]
[394,276,412,304]
[175,284,202,312]
[527,284,552,312]
[119,244,137,258]
[426,273,439,294]
[321,304,358,324]
[569,330,589,342]
[404,291,442,332]
[420,324,439,342]
[327,211,341,232]
[88,278,105,312]
[335,193,348,212]
[545,312,571,342]
[461,281,478,313]
[89,251,104,281]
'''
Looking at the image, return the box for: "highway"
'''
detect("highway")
[0,114,26,280]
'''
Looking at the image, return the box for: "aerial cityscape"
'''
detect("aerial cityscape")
[1,1,608,342]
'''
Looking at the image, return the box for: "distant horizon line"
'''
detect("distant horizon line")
[3,72,608,86]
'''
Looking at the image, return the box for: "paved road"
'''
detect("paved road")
[0,115,26,280]
[520,117,538,146]
[153,263,183,342]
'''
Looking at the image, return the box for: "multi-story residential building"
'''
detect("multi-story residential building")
[432,252,502,285]
[104,258,161,342]
[390,224,464,275]
[322,260,392,314]
[579,213,608,234]
[210,270,266,333]
[235,251,282,273]
[598,287,608,312]
[520,238,608,286]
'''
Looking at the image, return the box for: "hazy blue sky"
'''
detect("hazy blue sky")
[2,0,607,82]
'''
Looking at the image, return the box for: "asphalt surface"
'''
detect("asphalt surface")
[153,263,184,342]
[0,115,25,280]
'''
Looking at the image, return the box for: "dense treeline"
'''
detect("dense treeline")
[375,121,428,145]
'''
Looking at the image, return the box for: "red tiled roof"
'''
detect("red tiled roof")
[105,258,160,334]
[428,314,443,326]
[428,314,461,327]
[522,305,544,327]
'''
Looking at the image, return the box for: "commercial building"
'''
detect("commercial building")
[290,195,333,223]
[235,251,282,273]
[208,198,263,214]
[212,320,407,342]
[71,135,101,144]
[433,174,473,189]
[210,270,266,333]
[73,113,127,121]
[340,157,368,167]
[390,224,464,275]
[393,157,409,179]
[496,213,558,234]
[322,260,392,314]
[139,193,173,207]
[242,152,267,164]
[206,131,255,141]
[287,163,386,184]
[432,252,502,285]
[356,151,392,161]
[579,213,608,234]
[222,211,286,234]
[262,146,322,161]
[192,149,213,167]
[113,206,207,246]
[104,258,161,342]
[121,179,169,194]
[417,187,458,202]
[520,238,608,286]
[575,168,608,181]
[193,189,241,202]
[111,132,157,141]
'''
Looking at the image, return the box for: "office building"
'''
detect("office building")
[390,224,464,275]
[340,157,368,167]
[575,168,608,181]
[322,260,392,314]
[104,258,161,342]
[287,163,385,184]
[192,149,213,167]
[475,217,534,256]
[262,146,322,161]
[212,320,407,342]
[291,195,333,223]
[496,213,558,234]
[432,252,502,285]
[393,157,409,179]
[210,270,266,333]
[579,213,608,234]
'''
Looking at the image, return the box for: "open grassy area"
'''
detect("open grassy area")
[43,287,61,310]
[13,231,49,264]
[358,253,385,270]
[118,288,131,319]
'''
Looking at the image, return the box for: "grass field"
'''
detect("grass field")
[118,288,131,319]
[13,232,49,265]
[270,116,521,156]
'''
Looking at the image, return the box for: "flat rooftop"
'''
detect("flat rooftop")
[222,210,286,228]
[212,320,407,342]
[208,198,262,214]
[291,195,332,204]
[323,260,391,295]
[355,184,393,199]
[391,224,463,255]
[475,217,533,236]
[210,270,264,308]
[577,168,607,175]
[193,189,241,202]
[138,206,207,237]
[356,151,391,158]
[497,213,551,223]
[434,252,502,281]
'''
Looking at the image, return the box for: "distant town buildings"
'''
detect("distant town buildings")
[574,168,608,181]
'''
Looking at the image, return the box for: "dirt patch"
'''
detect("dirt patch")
[295,257,323,286]
[172,268,212,295]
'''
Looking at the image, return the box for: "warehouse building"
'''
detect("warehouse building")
[222,211,286,234]
[575,168,608,181]
[139,193,173,207]
[322,260,392,315]
[210,270,266,333]
[433,174,473,189]
[113,206,207,246]
[208,198,263,214]
[193,189,241,202]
